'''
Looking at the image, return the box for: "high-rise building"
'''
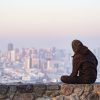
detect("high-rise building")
[7,43,14,62]
[32,58,39,68]
[39,49,45,59]
[24,56,32,70]
[15,48,20,61]
[10,50,16,62]
[8,43,14,51]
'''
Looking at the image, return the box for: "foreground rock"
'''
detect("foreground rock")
[0,83,100,100]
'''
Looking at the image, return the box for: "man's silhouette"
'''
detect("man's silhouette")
[61,40,98,84]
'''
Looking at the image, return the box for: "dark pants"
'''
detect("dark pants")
[61,75,96,84]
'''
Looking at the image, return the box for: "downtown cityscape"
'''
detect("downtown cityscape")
[0,43,100,84]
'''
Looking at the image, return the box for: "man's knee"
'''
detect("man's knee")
[61,75,69,83]
[61,75,80,84]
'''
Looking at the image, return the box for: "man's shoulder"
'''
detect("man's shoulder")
[73,53,82,59]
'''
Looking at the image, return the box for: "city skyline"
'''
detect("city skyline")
[0,43,100,83]
[0,43,71,83]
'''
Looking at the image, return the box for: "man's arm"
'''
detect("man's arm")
[70,56,80,77]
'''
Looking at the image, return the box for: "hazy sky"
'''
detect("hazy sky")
[0,0,100,50]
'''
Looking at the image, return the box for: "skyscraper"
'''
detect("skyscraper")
[8,43,14,51]
[24,56,33,70]
[10,50,16,62]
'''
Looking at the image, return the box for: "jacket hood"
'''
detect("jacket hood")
[78,46,89,55]
[72,40,89,55]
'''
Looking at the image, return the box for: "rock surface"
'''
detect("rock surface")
[0,83,100,100]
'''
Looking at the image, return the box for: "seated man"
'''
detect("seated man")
[61,40,98,84]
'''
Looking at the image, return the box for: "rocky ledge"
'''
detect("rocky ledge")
[0,83,100,100]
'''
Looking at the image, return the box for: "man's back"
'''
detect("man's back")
[73,45,98,83]
[61,39,98,84]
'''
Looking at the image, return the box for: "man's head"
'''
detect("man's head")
[72,40,83,53]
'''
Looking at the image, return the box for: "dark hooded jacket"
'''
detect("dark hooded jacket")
[70,40,98,82]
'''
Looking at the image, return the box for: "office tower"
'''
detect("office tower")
[8,43,14,51]
[39,49,45,59]
[22,48,26,57]
[31,48,38,58]
[46,56,53,72]
[10,50,15,62]
[7,43,15,62]
[24,56,32,70]
[47,58,52,70]
[31,58,39,68]
[15,48,20,61]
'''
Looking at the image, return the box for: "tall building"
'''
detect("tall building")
[32,58,39,68]
[8,43,14,51]
[24,56,32,70]
[7,43,14,62]
[15,48,20,61]
[10,50,16,62]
